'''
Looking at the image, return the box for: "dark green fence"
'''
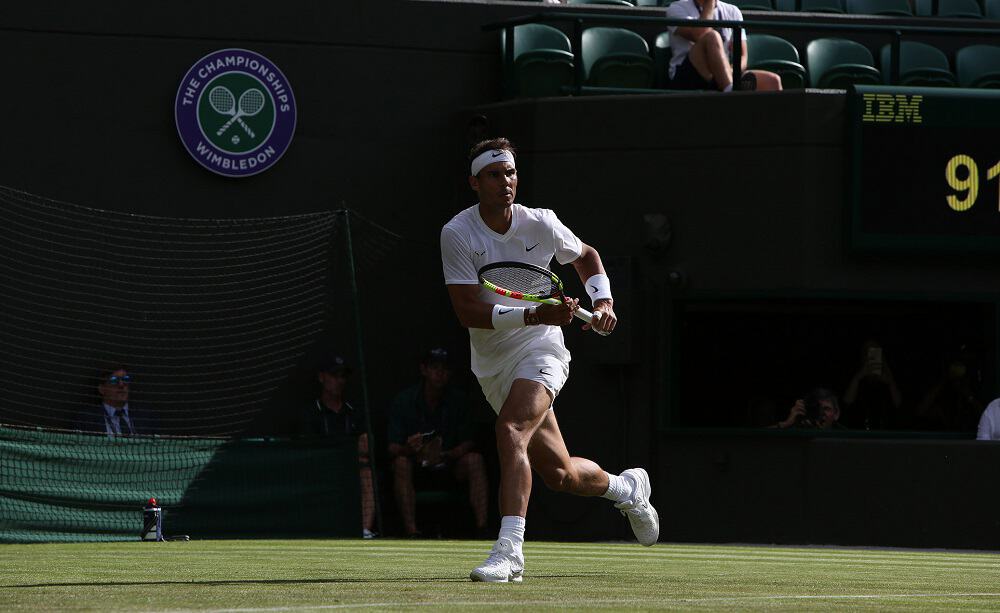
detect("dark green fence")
[0,426,360,543]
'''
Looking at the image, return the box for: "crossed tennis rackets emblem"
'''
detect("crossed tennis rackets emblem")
[208,86,265,139]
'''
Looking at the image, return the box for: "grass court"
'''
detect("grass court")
[3,539,1000,611]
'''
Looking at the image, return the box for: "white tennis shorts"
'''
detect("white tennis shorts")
[477,350,570,415]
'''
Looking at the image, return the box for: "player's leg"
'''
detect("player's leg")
[391,455,419,536]
[470,378,551,582]
[496,379,553,517]
[528,410,660,546]
[453,450,489,532]
[527,410,608,496]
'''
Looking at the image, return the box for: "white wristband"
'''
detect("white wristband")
[584,273,612,305]
[491,304,527,330]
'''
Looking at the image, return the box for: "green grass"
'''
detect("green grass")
[2,539,1000,611]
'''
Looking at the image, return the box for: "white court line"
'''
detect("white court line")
[157,592,1000,613]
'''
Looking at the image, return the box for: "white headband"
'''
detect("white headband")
[470,149,515,176]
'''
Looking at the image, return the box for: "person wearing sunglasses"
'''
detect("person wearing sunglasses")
[77,365,153,437]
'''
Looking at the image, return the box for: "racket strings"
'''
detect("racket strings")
[240,89,265,115]
[208,87,235,114]
[481,266,560,297]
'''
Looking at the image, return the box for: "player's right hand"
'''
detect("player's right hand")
[536,297,578,326]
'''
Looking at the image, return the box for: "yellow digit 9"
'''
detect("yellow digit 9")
[945,154,978,212]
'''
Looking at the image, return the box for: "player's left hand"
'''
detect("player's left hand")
[584,299,616,334]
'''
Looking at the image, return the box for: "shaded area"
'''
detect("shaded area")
[0,426,360,542]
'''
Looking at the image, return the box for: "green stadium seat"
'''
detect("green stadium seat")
[916,0,984,15]
[879,41,956,86]
[938,0,984,16]
[568,0,636,5]
[986,0,1000,18]
[956,44,1000,87]
[806,38,881,87]
[773,0,850,8]
[653,31,673,88]
[731,0,775,10]
[635,0,662,5]
[582,27,655,88]
[501,24,575,98]
[846,0,913,14]
[748,34,807,88]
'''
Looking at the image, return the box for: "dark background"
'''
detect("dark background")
[1,0,999,547]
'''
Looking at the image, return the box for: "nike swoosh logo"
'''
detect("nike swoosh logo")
[475,250,486,257]
[491,151,503,158]
[499,308,513,314]
[539,368,552,376]
[590,285,599,293]
[526,243,539,251]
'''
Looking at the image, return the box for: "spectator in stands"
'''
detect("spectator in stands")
[77,365,154,437]
[842,340,903,430]
[388,348,488,537]
[915,345,983,431]
[774,387,846,430]
[666,0,782,92]
[976,398,1000,441]
[298,353,377,539]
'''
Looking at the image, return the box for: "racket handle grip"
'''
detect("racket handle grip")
[574,307,611,336]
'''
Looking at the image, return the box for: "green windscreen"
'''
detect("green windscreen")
[0,426,361,543]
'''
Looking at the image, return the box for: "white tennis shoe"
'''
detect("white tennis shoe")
[615,467,659,546]
[469,537,524,583]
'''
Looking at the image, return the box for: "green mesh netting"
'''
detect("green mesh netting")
[0,426,360,543]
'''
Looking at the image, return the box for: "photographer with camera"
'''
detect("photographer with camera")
[775,387,846,430]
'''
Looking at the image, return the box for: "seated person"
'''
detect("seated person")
[915,346,983,432]
[775,387,846,430]
[666,0,782,92]
[298,353,377,539]
[388,348,488,537]
[77,365,154,436]
[842,340,902,430]
[976,398,1000,441]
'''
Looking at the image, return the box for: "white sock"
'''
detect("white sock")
[601,472,634,503]
[723,83,733,92]
[498,515,525,549]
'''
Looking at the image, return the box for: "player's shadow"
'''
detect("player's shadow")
[8,577,465,588]
[8,573,598,589]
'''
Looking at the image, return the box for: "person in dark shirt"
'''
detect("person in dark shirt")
[842,340,902,430]
[388,348,488,537]
[299,353,376,538]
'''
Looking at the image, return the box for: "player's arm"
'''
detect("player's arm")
[570,243,617,334]
[446,284,574,329]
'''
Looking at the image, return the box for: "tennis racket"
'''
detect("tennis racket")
[216,88,265,138]
[478,261,610,336]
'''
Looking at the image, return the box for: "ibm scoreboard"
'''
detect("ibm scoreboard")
[848,85,1000,252]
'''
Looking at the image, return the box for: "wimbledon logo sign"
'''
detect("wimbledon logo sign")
[175,49,297,178]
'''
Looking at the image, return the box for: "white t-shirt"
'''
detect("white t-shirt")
[666,0,747,79]
[441,203,582,377]
[976,398,1000,441]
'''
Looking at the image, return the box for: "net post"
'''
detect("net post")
[342,208,385,537]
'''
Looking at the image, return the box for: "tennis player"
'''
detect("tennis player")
[441,138,659,583]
